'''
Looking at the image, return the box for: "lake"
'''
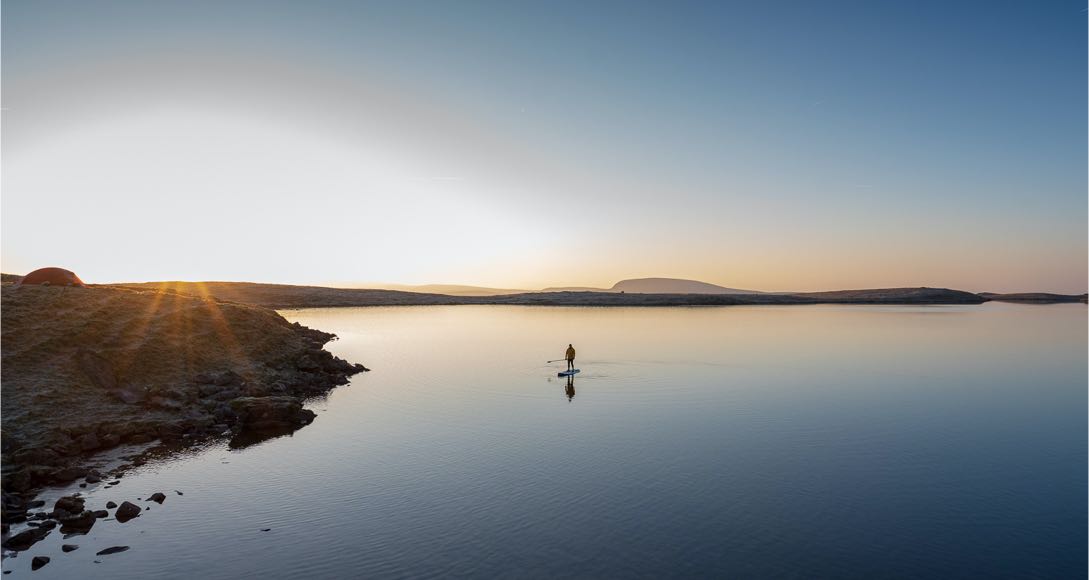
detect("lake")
[6,303,1086,578]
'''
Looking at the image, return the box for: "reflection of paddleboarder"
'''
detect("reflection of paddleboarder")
[565,375,575,401]
[565,344,576,371]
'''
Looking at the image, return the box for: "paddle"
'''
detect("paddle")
[546,358,566,363]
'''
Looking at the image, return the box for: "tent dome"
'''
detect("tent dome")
[18,267,86,287]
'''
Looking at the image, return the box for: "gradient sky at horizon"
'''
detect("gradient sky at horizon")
[2,0,1086,292]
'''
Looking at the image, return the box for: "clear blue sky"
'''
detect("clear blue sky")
[3,0,1085,291]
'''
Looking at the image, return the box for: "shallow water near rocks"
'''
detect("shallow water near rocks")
[5,303,1086,578]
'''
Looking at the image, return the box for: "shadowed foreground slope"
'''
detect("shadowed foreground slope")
[0,284,367,498]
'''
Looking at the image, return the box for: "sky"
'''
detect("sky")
[2,0,1086,293]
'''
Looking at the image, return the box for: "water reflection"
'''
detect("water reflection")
[227,426,300,450]
[7,304,1082,580]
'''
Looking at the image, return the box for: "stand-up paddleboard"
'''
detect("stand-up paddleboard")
[557,369,580,377]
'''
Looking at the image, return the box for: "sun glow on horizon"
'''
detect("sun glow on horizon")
[2,1,1085,294]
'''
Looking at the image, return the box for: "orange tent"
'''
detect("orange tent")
[17,267,86,287]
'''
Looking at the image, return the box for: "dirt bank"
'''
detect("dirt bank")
[1,284,367,516]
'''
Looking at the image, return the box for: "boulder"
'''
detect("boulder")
[228,397,315,431]
[149,396,184,411]
[50,467,87,483]
[128,433,153,444]
[114,388,147,404]
[11,447,62,467]
[148,492,166,504]
[62,544,79,552]
[1,527,50,551]
[53,496,84,514]
[114,501,141,522]
[194,370,242,387]
[78,433,100,451]
[99,433,122,448]
[296,355,321,371]
[96,546,130,555]
[157,421,188,441]
[31,556,50,570]
[105,501,117,509]
[1,468,32,493]
[58,510,96,534]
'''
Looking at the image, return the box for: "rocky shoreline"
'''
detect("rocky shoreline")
[1,284,368,553]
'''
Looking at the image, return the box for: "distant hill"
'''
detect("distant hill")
[361,283,530,296]
[978,292,1087,304]
[612,278,761,294]
[544,277,761,294]
[109,281,988,308]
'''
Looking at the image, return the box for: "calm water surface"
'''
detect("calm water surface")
[6,304,1086,579]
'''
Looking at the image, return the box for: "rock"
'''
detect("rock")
[114,388,147,404]
[149,396,184,411]
[62,544,79,552]
[213,388,242,402]
[99,433,122,448]
[77,433,100,451]
[213,403,237,422]
[296,355,321,371]
[114,501,141,522]
[59,510,96,534]
[27,500,45,508]
[31,555,50,570]
[53,495,85,514]
[85,474,102,484]
[1,527,50,551]
[92,510,108,518]
[2,467,33,493]
[37,520,57,530]
[157,421,188,440]
[196,370,243,386]
[50,467,87,483]
[106,501,117,509]
[148,492,166,504]
[198,383,224,397]
[96,546,130,555]
[228,396,315,430]
[11,447,62,467]
[261,528,271,532]
[174,490,183,496]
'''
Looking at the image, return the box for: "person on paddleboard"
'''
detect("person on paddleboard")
[565,344,576,371]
